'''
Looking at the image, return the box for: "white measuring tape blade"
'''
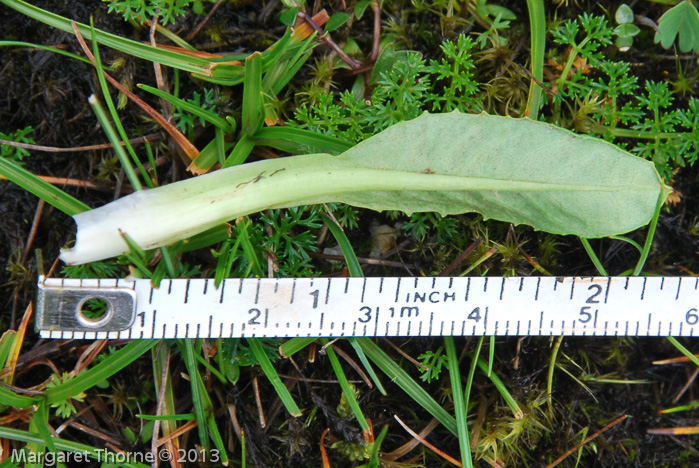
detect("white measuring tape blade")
[36,276,698,339]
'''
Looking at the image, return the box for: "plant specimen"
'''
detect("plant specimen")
[59,112,666,264]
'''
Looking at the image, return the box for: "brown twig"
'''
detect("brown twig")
[547,414,628,468]
[298,11,362,69]
[252,373,267,428]
[70,21,199,160]
[329,344,373,388]
[21,200,45,265]
[154,419,199,448]
[438,238,482,276]
[150,17,172,121]
[186,0,226,42]
[394,415,462,467]
[0,133,161,153]
[381,338,429,371]
[672,366,699,404]
[367,1,382,63]
[383,417,439,461]
[74,340,108,374]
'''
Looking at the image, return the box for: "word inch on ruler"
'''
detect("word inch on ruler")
[36,276,699,339]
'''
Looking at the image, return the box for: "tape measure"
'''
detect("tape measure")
[35,276,698,339]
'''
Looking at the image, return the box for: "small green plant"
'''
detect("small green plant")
[613,4,640,52]
[418,346,447,383]
[0,126,34,164]
[103,0,208,25]
[58,112,665,265]
[654,0,699,53]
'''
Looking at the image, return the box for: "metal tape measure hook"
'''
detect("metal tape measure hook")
[36,276,137,332]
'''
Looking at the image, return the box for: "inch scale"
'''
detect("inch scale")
[36,276,699,339]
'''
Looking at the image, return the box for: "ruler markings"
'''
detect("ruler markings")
[36,277,699,338]
[539,311,544,332]
[219,280,226,304]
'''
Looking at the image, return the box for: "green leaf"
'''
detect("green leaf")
[355,0,371,19]
[61,113,666,264]
[242,52,264,136]
[615,23,640,37]
[654,0,699,53]
[615,4,634,25]
[280,7,299,26]
[325,12,350,32]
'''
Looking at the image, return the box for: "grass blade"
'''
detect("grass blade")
[321,338,370,431]
[253,127,353,154]
[248,338,302,417]
[279,337,317,358]
[179,339,211,450]
[45,340,157,405]
[444,336,473,467]
[476,357,523,419]
[319,212,363,277]
[356,337,457,435]
[0,157,89,216]
[138,84,233,131]
[348,338,386,396]
[241,52,264,136]
[88,96,143,191]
